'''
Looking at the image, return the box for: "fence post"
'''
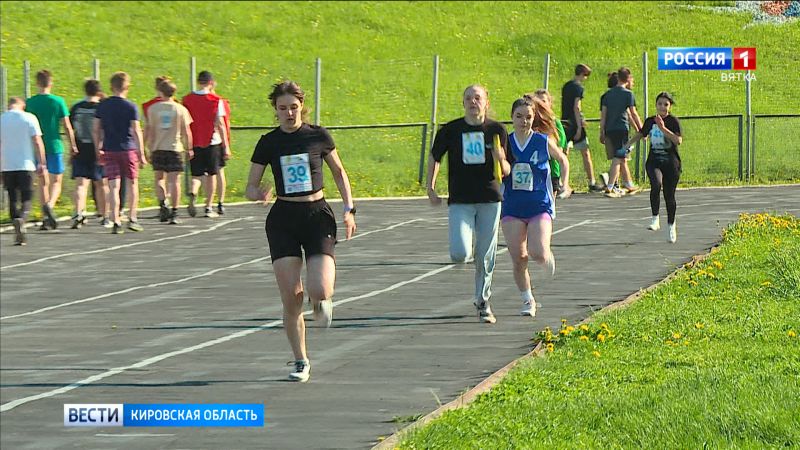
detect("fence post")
[1,66,7,112]
[418,123,428,184]
[637,51,649,181]
[543,53,550,91]
[314,57,321,125]
[751,115,756,180]
[23,60,30,99]
[190,56,197,92]
[428,55,440,160]
[737,114,743,181]
[745,69,752,182]
[93,59,100,80]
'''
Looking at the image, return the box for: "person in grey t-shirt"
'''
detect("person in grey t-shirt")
[599,67,642,198]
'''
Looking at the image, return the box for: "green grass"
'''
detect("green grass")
[1,1,798,222]
[398,212,800,448]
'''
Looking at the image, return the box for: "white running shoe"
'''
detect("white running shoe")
[313,299,333,328]
[520,300,536,317]
[288,359,310,382]
[648,215,660,231]
[474,301,497,324]
[668,223,677,243]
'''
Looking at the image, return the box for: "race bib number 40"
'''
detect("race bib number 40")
[461,132,486,165]
[512,163,534,191]
[280,153,313,194]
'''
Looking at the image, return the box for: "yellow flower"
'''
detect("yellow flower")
[580,336,589,342]
[580,325,589,332]
[688,280,698,287]
[789,330,797,338]
[592,351,601,358]
[672,332,682,340]
[565,326,575,333]
[561,318,567,324]
[560,329,569,336]
[712,261,723,269]
[695,323,705,329]
[761,281,772,287]
[597,334,606,343]
[547,343,554,352]
[601,323,609,330]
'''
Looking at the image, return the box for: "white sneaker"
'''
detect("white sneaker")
[648,216,660,231]
[474,301,497,324]
[520,300,536,317]
[668,223,677,243]
[312,299,333,328]
[288,359,310,382]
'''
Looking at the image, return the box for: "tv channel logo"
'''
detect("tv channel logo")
[64,404,123,427]
[658,47,756,71]
[64,403,265,427]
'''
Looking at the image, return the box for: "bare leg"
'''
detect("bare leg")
[501,218,530,293]
[273,257,307,361]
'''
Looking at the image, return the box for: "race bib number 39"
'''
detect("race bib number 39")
[461,132,486,165]
[280,153,313,194]
[512,163,534,191]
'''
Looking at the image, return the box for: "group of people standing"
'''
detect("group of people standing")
[0,68,233,243]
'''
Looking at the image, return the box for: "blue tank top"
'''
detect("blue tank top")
[501,131,555,219]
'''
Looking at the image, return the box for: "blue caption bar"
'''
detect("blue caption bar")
[658,47,732,70]
[123,404,264,427]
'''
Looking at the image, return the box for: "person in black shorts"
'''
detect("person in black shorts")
[561,63,603,192]
[620,92,683,243]
[246,81,357,383]
[599,67,643,198]
[69,79,110,229]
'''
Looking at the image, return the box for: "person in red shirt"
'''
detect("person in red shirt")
[181,71,228,218]
[210,86,231,215]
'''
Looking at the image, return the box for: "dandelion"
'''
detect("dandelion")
[789,330,797,338]
[592,351,601,358]
[597,334,606,343]
[712,261,723,269]
[695,323,705,329]
[580,336,589,342]
[565,326,575,333]
[560,329,569,336]
[561,318,567,324]
[761,281,772,287]
[547,343,554,352]
[580,325,589,332]
[672,332,682,340]
[601,323,610,330]
[688,280,698,287]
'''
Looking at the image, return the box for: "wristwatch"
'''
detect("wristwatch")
[344,206,357,216]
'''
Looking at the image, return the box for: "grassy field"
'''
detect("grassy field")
[398,212,800,448]
[1,1,798,222]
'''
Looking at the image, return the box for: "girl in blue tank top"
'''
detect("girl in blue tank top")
[500,97,570,317]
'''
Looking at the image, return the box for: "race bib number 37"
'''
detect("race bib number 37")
[280,153,313,194]
[461,132,486,165]
[512,163,534,191]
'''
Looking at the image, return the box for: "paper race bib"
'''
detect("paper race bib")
[280,153,313,194]
[158,111,174,130]
[461,132,486,165]
[650,127,667,149]
[512,163,534,191]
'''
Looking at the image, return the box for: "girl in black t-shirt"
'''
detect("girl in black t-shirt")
[620,92,683,243]
[246,81,357,383]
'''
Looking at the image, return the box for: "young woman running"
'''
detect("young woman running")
[246,81,356,382]
[620,92,683,242]
[501,97,570,317]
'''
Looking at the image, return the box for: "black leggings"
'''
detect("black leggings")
[2,171,34,221]
[646,157,680,224]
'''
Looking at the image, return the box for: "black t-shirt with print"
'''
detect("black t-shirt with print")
[641,114,682,161]
[251,123,335,197]
[431,117,509,204]
[560,80,584,123]
[70,100,100,163]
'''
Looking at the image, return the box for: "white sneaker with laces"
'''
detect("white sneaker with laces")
[520,300,536,317]
[288,359,310,382]
[668,223,677,243]
[313,299,333,328]
[648,215,660,231]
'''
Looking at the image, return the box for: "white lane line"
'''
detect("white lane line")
[0,218,590,413]
[95,434,176,437]
[0,218,251,271]
[0,219,422,322]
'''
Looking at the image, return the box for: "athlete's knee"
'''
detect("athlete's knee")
[530,251,547,265]
[307,284,334,301]
[511,252,529,268]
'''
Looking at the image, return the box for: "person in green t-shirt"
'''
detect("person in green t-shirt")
[25,70,78,229]
[529,89,572,199]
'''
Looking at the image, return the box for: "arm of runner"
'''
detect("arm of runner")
[33,134,47,176]
[426,153,443,206]
[574,97,587,128]
[92,117,104,162]
[182,113,194,159]
[144,110,154,153]
[548,134,570,194]
[62,117,79,157]
[215,115,230,160]
[629,106,643,133]
[622,131,644,150]
[132,120,147,166]
[656,115,682,146]
[245,162,273,204]
[324,149,357,240]
[491,134,511,177]
[599,106,607,144]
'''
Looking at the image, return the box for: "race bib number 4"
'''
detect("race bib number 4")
[461,132,486,165]
[280,153,313,194]
[512,163,534,191]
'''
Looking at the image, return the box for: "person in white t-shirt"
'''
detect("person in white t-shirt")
[1,97,48,245]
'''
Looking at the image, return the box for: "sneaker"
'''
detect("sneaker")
[600,172,609,187]
[474,301,497,324]
[557,187,573,199]
[648,216,660,231]
[71,214,86,230]
[187,194,197,217]
[128,220,144,232]
[312,299,333,328]
[589,183,605,192]
[668,223,677,243]
[624,185,641,195]
[217,202,225,215]
[13,218,26,246]
[204,208,219,218]
[159,204,170,222]
[603,187,622,198]
[520,299,536,317]
[287,359,311,382]
[168,210,181,225]
[39,222,50,231]
[99,217,113,228]
[112,223,125,234]
[43,204,58,230]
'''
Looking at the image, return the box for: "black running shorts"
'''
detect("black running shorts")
[265,199,337,262]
